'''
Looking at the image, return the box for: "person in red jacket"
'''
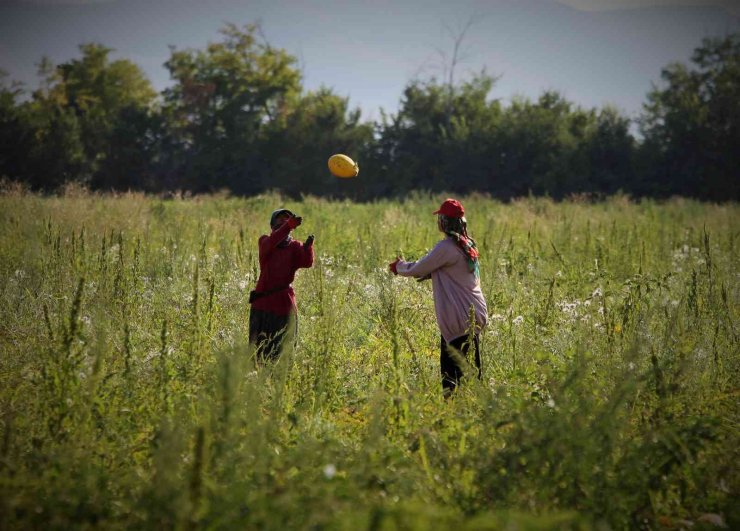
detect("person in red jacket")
[249,208,314,362]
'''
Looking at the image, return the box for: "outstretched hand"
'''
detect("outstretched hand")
[304,234,314,247]
[389,257,400,275]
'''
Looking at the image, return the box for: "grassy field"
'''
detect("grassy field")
[0,189,738,530]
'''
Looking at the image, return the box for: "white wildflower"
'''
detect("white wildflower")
[592,287,603,298]
[556,300,579,316]
[512,315,524,325]
[323,464,336,479]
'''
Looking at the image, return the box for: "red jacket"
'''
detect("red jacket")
[251,220,314,315]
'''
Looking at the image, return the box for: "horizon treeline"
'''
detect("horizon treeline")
[0,24,738,200]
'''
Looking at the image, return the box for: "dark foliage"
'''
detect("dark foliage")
[1,27,737,200]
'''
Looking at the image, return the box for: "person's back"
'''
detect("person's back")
[425,238,487,344]
[249,209,314,362]
[252,232,312,316]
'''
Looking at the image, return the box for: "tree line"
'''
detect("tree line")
[1,24,737,200]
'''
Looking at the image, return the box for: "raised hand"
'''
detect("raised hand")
[286,215,303,229]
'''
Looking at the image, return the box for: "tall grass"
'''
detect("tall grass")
[0,189,737,529]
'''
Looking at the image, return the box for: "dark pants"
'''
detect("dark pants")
[440,334,481,397]
[248,309,297,363]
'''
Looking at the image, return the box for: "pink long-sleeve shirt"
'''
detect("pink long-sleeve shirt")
[396,238,487,343]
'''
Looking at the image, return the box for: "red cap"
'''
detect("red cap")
[433,198,465,218]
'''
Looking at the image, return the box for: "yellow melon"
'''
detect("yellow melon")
[328,154,359,178]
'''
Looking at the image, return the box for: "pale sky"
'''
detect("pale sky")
[1,0,738,122]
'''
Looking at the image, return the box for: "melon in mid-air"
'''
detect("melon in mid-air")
[328,154,359,178]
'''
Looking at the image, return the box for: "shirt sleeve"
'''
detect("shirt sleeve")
[296,242,314,269]
[396,241,454,278]
[258,222,292,260]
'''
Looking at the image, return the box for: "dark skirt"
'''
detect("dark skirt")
[440,334,481,398]
[248,309,298,362]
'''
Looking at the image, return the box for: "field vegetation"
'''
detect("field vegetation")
[0,189,738,529]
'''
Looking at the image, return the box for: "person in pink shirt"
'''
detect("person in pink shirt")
[249,208,314,362]
[389,198,487,397]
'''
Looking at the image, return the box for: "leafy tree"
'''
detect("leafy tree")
[377,73,500,195]
[640,33,740,199]
[496,92,574,197]
[21,58,87,189]
[97,105,169,191]
[262,87,374,197]
[377,78,636,199]
[20,46,156,190]
[582,106,636,196]
[1,23,732,201]
[0,71,34,184]
[162,23,301,193]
